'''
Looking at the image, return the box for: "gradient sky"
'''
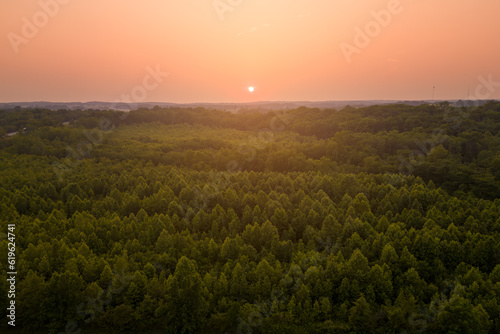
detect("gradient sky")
[1,0,500,103]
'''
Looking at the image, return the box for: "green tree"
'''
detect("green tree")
[349,294,375,333]
[17,271,48,331]
[43,271,85,332]
[99,303,136,332]
[431,294,491,334]
[163,256,207,333]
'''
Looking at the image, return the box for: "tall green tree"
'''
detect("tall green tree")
[163,256,207,333]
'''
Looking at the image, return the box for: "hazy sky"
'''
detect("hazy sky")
[1,0,500,103]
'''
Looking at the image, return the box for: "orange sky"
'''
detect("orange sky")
[1,0,499,103]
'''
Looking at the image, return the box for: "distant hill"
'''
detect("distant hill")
[0,99,495,112]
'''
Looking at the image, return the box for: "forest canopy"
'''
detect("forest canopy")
[1,102,500,333]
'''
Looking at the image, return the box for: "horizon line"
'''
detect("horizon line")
[1,98,496,105]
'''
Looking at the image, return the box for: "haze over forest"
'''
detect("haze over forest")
[1,0,500,103]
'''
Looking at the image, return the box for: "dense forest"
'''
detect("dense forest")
[1,102,500,333]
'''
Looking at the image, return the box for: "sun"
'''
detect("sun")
[248,86,255,93]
